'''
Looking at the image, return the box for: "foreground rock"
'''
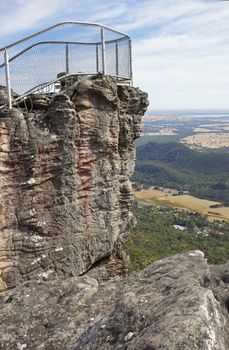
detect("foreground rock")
[0,74,148,291]
[0,251,229,349]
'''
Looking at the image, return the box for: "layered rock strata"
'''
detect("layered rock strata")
[0,74,148,291]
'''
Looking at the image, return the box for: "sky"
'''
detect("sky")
[0,0,229,110]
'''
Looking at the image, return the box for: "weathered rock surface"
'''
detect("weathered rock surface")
[0,251,229,349]
[0,74,148,291]
[0,85,19,106]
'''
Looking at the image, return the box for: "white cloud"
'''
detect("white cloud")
[115,0,207,31]
[87,2,128,22]
[0,0,229,109]
[0,0,64,40]
[130,0,229,109]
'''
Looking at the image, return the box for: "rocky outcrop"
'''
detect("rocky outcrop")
[1,251,229,349]
[1,76,229,349]
[0,74,148,291]
[0,85,19,106]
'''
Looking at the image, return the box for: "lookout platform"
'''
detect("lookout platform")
[0,21,132,109]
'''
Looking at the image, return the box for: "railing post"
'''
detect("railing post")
[128,39,133,85]
[101,27,106,74]
[115,42,119,76]
[4,49,12,109]
[96,44,99,73]
[65,44,69,73]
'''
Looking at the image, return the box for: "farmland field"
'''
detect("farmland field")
[182,132,229,149]
[134,189,229,221]
[137,111,229,149]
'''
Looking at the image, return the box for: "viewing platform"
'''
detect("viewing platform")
[0,21,132,109]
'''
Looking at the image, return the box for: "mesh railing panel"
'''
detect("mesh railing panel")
[0,22,131,104]
[69,43,99,75]
[106,42,117,77]
[106,38,130,78]
[117,38,130,78]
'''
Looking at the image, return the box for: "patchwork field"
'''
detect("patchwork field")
[139,112,229,148]
[143,127,177,136]
[194,124,229,133]
[181,133,229,149]
[134,189,229,221]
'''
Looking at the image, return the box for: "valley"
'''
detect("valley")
[126,111,229,273]
[133,141,229,205]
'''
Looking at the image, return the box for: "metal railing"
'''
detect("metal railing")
[0,21,132,109]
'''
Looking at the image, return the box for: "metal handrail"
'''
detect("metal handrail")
[0,37,129,69]
[0,21,132,109]
[0,21,129,52]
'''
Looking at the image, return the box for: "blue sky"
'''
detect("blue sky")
[0,0,229,110]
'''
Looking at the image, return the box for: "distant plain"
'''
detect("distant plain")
[137,111,229,149]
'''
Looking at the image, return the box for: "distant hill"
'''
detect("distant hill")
[133,142,229,205]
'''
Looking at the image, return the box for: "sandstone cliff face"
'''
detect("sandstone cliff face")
[0,74,148,291]
[1,77,229,350]
[1,251,229,349]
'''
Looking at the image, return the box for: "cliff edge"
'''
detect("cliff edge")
[0,74,148,291]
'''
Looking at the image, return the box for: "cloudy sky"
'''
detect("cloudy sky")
[0,0,229,110]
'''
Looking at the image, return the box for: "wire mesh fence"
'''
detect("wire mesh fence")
[0,22,132,108]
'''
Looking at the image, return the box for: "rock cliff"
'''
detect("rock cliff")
[1,76,229,350]
[0,74,148,291]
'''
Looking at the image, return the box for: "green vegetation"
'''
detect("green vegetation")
[124,203,229,273]
[133,142,229,205]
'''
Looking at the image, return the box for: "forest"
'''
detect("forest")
[133,142,229,205]
[124,203,229,273]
